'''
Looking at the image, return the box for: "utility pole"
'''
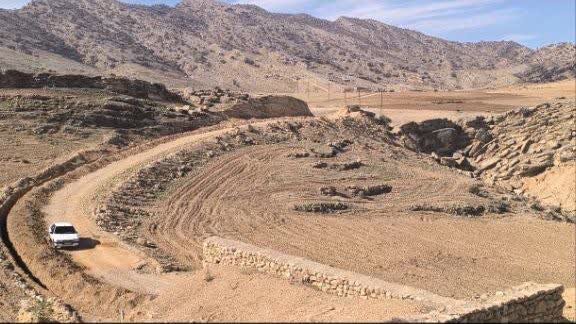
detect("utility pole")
[380,89,384,116]
[358,89,361,106]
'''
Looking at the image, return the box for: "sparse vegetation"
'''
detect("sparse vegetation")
[24,299,54,323]
[410,203,485,217]
[331,160,363,171]
[468,183,489,198]
[347,184,392,197]
[203,265,215,282]
[294,202,350,213]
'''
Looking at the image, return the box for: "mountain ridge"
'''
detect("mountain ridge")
[0,0,573,91]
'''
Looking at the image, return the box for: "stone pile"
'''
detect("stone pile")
[402,101,575,217]
[399,101,574,185]
[398,119,471,157]
[407,283,566,323]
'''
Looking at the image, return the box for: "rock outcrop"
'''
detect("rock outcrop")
[0,70,184,102]
[398,119,471,157]
[402,100,575,217]
[222,96,313,120]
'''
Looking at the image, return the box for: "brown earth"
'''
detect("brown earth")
[150,143,575,299]
[7,119,426,321]
[523,163,576,213]
[4,107,569,322]
[1,79,574,322]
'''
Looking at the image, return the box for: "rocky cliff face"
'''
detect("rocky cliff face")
[0,0,573,91]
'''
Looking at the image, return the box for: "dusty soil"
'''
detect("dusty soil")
[6,107,567,322]
[2,80,575,322]
[523,163,576,213]
[0,89,114,185]
[9,118,426,321]
[149,144,575,299]
[141,264,429,322]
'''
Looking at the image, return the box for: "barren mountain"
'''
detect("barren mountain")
[0,0,574,91]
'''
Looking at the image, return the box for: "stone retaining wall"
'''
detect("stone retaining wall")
[203,237,461,307]
[203,236,566,323]
[405,282,565,323]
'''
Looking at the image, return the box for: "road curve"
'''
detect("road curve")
[42,121,272,294]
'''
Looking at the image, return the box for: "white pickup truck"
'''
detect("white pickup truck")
[48,222,80,249]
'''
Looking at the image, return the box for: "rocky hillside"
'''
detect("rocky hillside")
[0,0,574,91]
[517,43,576,83]
[399,100,576,218]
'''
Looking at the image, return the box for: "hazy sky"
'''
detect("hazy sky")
[2,0,575,48]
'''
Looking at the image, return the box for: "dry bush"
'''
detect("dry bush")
[347,184,392,197]
[409,203,485,217]
[294,202,349,213]
[331,160,363,171]
[203,264,214,282]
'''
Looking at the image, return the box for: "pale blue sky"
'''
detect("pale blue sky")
[2,0,575,48]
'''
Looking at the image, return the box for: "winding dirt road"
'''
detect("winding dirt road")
[26,110,575,321]
[43,124,250,293]
[36,119,432,321]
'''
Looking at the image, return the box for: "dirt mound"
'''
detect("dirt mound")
[462,101,575,215]
[0,89,224,145]
[221,95,313,119]
[180,87,250,110]
[332,105,377,119]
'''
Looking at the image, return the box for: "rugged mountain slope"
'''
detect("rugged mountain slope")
[0,0,573,91]
[518,43,576,83]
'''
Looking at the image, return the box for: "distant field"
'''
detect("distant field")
[289,79,575,125]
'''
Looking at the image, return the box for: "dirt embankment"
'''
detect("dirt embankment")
[0,80,315,321]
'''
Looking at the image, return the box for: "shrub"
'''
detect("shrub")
[26,299,54,323]
[347,184,392,197]
[332,160,363,171]
[468,183,489,198]
[294,202,349,213]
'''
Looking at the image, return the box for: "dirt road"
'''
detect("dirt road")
[28,107,576,321]
[38,119,429,321]
[43,124,252,293]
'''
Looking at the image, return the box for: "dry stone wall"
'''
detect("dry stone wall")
[405,282,565,323]
[203,237,462,307]
[203,237,566,323]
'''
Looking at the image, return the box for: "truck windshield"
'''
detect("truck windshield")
[54,226,77,234]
